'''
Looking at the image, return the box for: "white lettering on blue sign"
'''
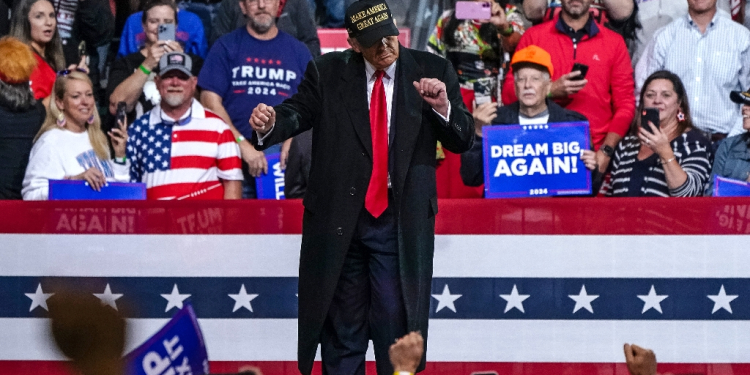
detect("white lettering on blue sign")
[143,351,171,375]
[142,335,191,375]
[490,141,582,177]
[494,156,579,177]
[163,336,183,360]
[273,162,285,200]
[231,66,298,82]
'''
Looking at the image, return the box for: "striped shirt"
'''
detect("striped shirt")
[639,12,750,136]
[603,129,712,197]
[127,100,243,200]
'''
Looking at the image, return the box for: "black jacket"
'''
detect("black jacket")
[461,99,587,186]
[0,101,45,199]
[61,0,114,65]
[284,129,312,199]
[252,46,473,375]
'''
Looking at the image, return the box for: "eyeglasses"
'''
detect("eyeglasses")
[57,68,88,76]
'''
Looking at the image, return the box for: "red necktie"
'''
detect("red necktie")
[365,70,388,218]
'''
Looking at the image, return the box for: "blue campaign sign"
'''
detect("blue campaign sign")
[482,121,592,198]
[124,303,209,375]
[49,180,147,200]
[714,176,750,196]
[255,153,285,200]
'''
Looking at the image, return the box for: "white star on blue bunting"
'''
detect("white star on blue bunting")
[131,123,173,173]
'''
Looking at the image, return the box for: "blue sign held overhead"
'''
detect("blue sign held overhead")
[713,176,750,197]
[124,303,209,375]
[482,121,592,198]
[255,152,285,200]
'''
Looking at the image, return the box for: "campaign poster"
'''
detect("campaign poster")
[124,303,209,375]
[713,176,750,197]
[255,153,285,200]
[482,121,592,198]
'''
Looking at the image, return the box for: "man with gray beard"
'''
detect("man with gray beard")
[199,0,312,198]
[126,52,244,200]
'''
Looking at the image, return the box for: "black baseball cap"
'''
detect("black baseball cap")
[345,0,399,48]
[730,90,750,105]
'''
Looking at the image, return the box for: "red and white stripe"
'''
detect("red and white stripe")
[143,103,242,200]
[3,199,750,375]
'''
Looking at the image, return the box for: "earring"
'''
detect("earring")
[87,115,95,125]
[56,113,66,127]
[677,109,685,122]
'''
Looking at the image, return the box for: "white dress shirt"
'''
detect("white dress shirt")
[365,59,397,138]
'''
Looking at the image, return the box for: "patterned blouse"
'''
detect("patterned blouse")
[602,129,712,197]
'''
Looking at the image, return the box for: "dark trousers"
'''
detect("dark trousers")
[321,195,407,375]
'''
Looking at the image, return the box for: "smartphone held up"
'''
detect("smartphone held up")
[640,107,660,133]
[570,63,588,81]
[455,1,492,20]
[158,23,176,42]
[116,102,127,127]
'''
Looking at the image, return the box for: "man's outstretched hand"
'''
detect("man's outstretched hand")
[389,331,424,373]
[624,343,657,375]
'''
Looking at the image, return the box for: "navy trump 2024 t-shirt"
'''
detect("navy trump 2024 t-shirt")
[198,27,312,139]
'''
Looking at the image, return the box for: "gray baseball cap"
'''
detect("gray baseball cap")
[158,52,192,77]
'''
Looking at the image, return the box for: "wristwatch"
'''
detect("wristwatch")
[600,145,614,157]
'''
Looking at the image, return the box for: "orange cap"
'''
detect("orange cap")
[510,45,554,77]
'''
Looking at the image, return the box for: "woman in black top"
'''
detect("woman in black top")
[0,37,45,199]
[106,0,201,124]
[583,70,711,197]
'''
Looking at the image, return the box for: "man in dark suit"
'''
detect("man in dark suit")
[248,1,473,374]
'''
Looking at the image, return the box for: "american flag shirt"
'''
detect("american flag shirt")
[127,100,243,200]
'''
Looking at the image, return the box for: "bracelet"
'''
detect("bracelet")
[113,156,127,165]
[138,64,152,75]
[236,135,246,143]
[659,157,676,165]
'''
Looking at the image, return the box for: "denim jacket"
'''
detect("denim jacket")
[705,133,750,195]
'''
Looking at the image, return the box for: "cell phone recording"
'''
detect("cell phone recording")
[116,102,127,127]
[455,1,492,20]
[640,107,660,133]
[571,63,588,81]
[158,23,176,42]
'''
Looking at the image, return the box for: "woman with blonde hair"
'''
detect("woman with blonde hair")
[22,71,128,200]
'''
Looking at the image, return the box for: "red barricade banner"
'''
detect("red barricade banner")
[1,198,750,375]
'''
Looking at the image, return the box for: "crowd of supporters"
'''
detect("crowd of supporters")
[1,0,750,200]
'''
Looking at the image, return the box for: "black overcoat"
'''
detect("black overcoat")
[252,45,474,375]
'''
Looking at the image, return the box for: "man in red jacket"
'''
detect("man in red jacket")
[501,0,634,173]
